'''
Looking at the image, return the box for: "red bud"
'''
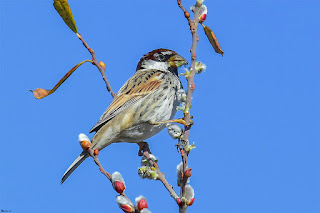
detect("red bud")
[184,168,192,178]
[94,149,99,156]
[191,82,195,90]
[187,198,195,206]
[199,14,207,22]
[184,11,190,19]
[120,204,134,213]
[177,198,182,206]
[114,181,125,193]
[80,141,91,150]
[137,198,148,211]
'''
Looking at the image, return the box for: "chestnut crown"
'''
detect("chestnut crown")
[136,48,187,75]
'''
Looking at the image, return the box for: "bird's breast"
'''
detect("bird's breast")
[118,84,180,142]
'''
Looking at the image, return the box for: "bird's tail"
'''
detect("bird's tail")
[61,151,89,184]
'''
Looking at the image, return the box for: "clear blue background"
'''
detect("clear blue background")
[1,0,319,212]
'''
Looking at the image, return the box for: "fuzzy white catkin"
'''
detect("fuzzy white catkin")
[116,195,133,206]
[185,184,195,199]
[111,171,125,186]
[78,133,90,144]
[166,123,183,139]
[141,154,157,166]
[177,162,190,185]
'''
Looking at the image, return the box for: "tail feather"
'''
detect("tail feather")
[61,151,89,184]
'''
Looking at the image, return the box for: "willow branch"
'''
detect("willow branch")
[76,33,116,98]
[87,147,131,201]
[177,0,202,212]
[140,143,180,203]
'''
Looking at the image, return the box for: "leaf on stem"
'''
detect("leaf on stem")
[202,24,224,56]
[53,0,78,33]
[31,60,92,99]
[30,88,51,99]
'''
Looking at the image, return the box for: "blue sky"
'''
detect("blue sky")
[1,0,319,213]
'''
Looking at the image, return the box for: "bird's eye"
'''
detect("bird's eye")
[156,54,165,61]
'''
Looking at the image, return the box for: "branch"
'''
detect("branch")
[87,147,112,181]
[86,147,144,212]
[177,0,202,212]
[76,33,116,98]
[31,33,116,100]
[139,142,180,203]
[87,147,131,197]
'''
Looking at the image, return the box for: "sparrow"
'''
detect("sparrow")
[61,48,187,183]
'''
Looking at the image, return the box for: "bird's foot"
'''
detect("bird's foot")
[175,138,190,152]
[150,118,193,127]
[137,142,151,156]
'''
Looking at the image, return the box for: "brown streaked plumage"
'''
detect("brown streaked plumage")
[89,70,163,133]
[61,49,187,184]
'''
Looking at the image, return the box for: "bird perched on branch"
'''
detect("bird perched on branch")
[61,48,187,183]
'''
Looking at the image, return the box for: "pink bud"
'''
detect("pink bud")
[187,198,195,206]
[177,198,182,206]
[120,204,134,213]
[184,168,192,178]
[137,198,148,211]
[199,14,207,22]
[114,181,125,193]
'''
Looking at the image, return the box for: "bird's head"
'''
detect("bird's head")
[136,48,188,75]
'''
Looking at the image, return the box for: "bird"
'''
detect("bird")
[61,48,187,184]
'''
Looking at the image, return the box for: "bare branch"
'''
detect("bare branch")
[177,0,202,212]
[139,142,180,203]
[76,33,116,98]
[86,147,132,202]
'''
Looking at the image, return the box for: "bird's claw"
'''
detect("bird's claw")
[150,118,193,127]
[137,142,151,156]
[175,139,188,153]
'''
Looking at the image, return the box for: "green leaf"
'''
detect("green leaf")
[53,0,78,33]
[185,142,196,152]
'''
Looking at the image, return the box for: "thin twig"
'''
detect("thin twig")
[87,147,112,180]
[87,147,131,201]
[140,143,180,202]
[76,33,116,98]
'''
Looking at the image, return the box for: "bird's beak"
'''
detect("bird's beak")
[169,55,188,67]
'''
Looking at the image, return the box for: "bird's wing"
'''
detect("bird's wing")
[89,70,164,133]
